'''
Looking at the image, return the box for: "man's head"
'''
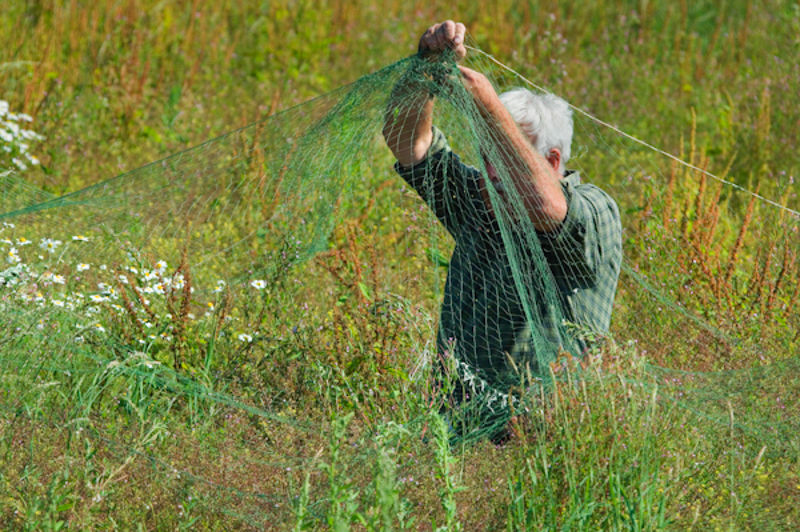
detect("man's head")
[499,89,573,175]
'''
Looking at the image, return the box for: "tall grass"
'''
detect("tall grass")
[1,0,799,530]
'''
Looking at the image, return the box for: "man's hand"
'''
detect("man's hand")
[458,66,500,112]
[419,20,467,60]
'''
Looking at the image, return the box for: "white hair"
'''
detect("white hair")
[498,89,573,173]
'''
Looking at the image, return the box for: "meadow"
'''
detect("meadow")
[1,0,799,529]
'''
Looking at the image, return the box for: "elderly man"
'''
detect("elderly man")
[383,21,622,415]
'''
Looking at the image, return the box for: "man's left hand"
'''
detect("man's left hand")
[458,66,500,112]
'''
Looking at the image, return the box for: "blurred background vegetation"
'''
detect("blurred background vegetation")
[2,0,798,195]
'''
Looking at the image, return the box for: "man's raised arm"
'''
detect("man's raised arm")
[458,66,568,232]
[382,21,466,167]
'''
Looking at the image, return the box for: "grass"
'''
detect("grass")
[2,0,800,530]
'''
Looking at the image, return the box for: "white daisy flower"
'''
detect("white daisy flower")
[72,235,90,242]
[52,274,66,285]
[238,333,253,342]
[16,237,32,246]
[52,300,65,307]
[77,263,90,272]
[213,280,226,293]
[39,238,62,252]
[155,260,168,272]
[170,274,185,290]
[93,324,106,333]
[250,279,267,290]
[6,247,21,264]
[90,294,108,303]
[118,274,128,284]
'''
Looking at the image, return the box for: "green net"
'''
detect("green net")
[1,48,799,529]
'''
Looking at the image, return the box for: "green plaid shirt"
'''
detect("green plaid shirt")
[396,128,622,385]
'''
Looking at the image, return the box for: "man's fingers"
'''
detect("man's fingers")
[419,20,468,59]
[458,65,476,78]
[419,23,438,51]
[442,20,456,41]
[454,22,466,45]
[433,24,447,51]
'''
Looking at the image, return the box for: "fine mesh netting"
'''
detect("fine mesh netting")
[1,48,799,528]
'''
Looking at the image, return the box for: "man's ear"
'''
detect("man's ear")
[546,148,562,173]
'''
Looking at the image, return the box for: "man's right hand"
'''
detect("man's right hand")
[418,20,467,61]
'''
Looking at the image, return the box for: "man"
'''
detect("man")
[383,21,622,412]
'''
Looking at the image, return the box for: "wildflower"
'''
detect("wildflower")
[213,280,226,293]
[170,274,185,290]
[90,294,108,303]
[144,270,158,282]
[207,302,215,311]
[99,264,107,270]
[15,237,31,246]
[77,263,90,272]
[238,333,253,342]
[6,247,20,264]
[1,238,11,244]
[52,300,65,307]
[118,274,128,284]
[155,260,168,272]
[39,238,62,252]
[250,279,267,290]
[52,274,66,285]
[93,324,106,333]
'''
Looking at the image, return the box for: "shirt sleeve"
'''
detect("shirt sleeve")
[539,177,622,291]
[394,127,484,238]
